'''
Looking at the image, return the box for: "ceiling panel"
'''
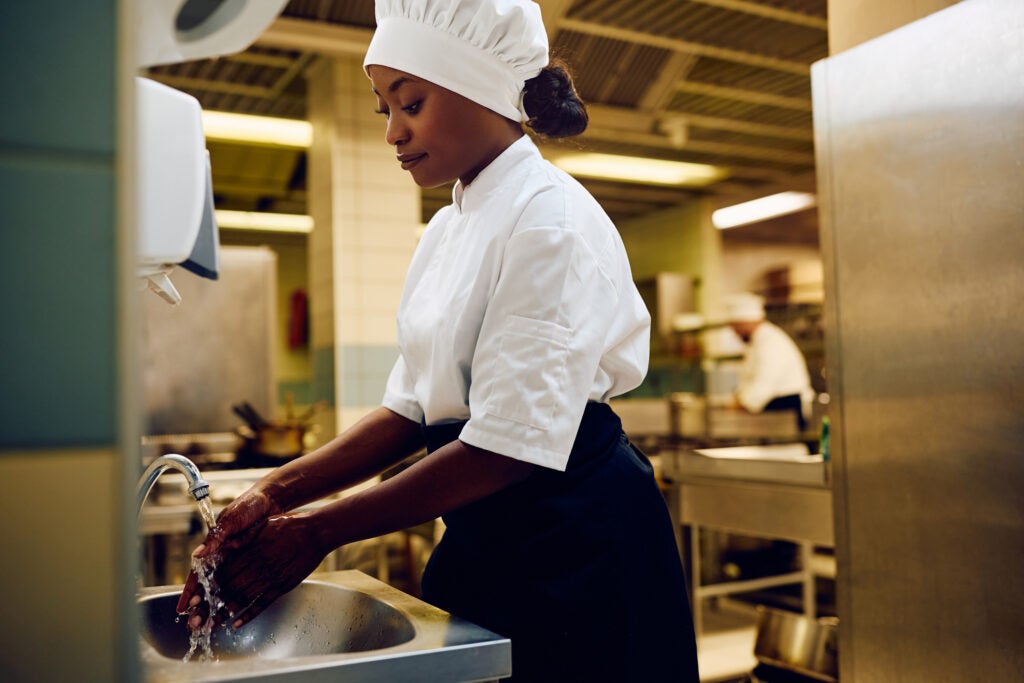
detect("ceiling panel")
[145,0,828,243]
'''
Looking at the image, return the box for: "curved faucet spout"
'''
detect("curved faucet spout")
[137,454,210,515]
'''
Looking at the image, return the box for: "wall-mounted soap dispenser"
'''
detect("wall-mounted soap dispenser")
[135,77,213,305]
[134,0,289,304]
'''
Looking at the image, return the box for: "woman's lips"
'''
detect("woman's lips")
[398,153,426,170]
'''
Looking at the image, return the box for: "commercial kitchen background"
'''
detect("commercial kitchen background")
[1,0,1021,682]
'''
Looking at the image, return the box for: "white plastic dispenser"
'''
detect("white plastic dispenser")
[137,0,290,68]
[133,0,290,304]
[135,77,207,305]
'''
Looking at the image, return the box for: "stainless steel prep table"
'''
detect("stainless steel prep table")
[662,445,834,637]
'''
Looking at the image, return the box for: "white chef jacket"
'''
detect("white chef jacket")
[382,136,651,471]
[736,321,814,416]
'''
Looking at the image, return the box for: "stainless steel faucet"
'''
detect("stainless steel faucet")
[137,453,210,514]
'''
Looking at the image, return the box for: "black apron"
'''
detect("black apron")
[421,402,700,683]
[763,393,807,432]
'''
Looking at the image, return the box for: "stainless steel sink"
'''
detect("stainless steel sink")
[140,580,416,659]
[139,570,510,682]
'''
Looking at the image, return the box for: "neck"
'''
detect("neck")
[460,122,524,186]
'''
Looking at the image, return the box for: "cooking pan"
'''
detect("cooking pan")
[753,606,839,682]
[236,423,310,458]
[233,401,323,461]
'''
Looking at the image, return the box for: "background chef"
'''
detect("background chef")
[726,292,814,432]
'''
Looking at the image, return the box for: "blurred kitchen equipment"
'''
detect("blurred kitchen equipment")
[752,606,838,682]
[232,401,270,430]
[141,432,243,473]
[234,400,324,463]
[142,246,277,436]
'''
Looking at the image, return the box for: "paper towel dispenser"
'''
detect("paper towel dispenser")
[136,0,290,68]
[133,0,289,303]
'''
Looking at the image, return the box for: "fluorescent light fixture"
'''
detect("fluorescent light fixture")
[712,191,817,229]
[202,111,313,148]
[552,153,727,187]
[215,210,314,233]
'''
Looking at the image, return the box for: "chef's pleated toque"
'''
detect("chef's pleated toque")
[725,293,767,322]
[363,0,549,121]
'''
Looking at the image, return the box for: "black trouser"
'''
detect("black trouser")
[420,403,700,683]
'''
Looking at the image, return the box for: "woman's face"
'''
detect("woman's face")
[367,65,519,188]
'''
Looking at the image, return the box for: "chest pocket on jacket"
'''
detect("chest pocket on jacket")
[484,315,570,431]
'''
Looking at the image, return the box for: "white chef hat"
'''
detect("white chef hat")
[725,293,766,322]
[363,0,549,122]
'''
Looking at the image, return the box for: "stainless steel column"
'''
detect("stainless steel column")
[812,0,1024,679]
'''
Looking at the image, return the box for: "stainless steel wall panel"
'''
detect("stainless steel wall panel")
[812,0,1024,680]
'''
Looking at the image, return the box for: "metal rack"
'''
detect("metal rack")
[662,447,834,637]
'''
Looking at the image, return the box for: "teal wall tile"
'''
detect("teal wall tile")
[363,345,401,376]
[621,362,704,399]
[311,346,336,406]
[0,3,116,153]
[341,376,362,408]
[0,157,118,447]
[277,381,314,406]
[339,344,398,407]
[342,344,400,376]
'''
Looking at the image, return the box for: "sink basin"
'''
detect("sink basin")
[140,580,415,660]
[139,570,510,683]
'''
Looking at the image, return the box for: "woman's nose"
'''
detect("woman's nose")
[385,116,408,146]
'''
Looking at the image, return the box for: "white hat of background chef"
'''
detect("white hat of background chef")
[363,0,549,122]
[725,293,766,322]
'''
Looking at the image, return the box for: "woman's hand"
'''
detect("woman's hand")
[210,512,327,629]
[175,487,281,620]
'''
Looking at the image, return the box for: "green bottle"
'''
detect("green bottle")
[819,416,831,462]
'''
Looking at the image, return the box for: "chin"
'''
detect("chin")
[412,177,448,189]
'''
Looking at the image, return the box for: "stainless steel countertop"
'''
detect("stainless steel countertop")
[140,570,511,683]
[664,444,829,488]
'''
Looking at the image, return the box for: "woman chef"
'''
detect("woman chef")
[178,0,699,679]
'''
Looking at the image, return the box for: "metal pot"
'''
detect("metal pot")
[753,606,839,682]
[232,400,322,461]
[236,423,310,459]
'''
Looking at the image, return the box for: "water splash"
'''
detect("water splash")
[183,553,225,663]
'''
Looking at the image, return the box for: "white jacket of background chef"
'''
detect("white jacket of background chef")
[736,321,814,416]
[382,136,651,472]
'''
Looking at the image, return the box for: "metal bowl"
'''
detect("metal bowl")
[753,606,839,682]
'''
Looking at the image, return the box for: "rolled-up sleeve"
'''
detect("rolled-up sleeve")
[382,355,424,424]
[459,226,618,471]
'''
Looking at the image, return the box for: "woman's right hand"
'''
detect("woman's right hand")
[175,487,281,619]
[198,487,281,558]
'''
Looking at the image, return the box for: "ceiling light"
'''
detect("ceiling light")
[552,153,727,187]
[215,210,313,233]
[712,191,817,229]
[202,111,313,148]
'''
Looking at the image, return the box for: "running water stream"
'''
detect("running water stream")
[182,496,224,662]
[184,553,224,662]
[196,496,217,531]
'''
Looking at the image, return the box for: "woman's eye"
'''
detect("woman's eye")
[402,100,422,114]
[374,108,390,118]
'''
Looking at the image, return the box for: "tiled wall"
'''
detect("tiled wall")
[0,3,132,681]
[307,57,420,435]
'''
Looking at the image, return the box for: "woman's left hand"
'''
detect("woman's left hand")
[212,512,326,629]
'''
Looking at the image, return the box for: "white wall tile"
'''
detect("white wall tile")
[362,312,398,345]
[308,56,421,412]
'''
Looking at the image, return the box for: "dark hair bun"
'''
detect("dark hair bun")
[522,59,588,139]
